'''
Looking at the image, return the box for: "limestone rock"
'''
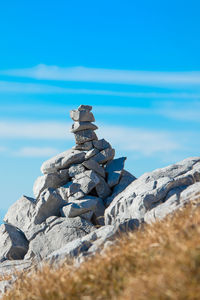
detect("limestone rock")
[83,159,105,178]
[60,197,99,218]
[33,170,69,198]
[73,141,93,151]
[41,149,85,174]
[25,216,94,260]
[105,157,200,227]
[93,139,111,151]
[85,148,100,160]
[74,170,100,194]
[78,105,92,111]
[68,164,86,177]
[92,148,115,164]
[70,110,95,122]
[0,224,29,262]
[0,259,32,276]
[74,129,97,145]
[71,121,98,133]
[96,176,111,199]
[3,195,36,234]
[105,157,127,188]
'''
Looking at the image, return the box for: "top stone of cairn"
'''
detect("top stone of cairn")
[78,105,92,111]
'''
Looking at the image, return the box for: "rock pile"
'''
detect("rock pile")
[0,105,135,264]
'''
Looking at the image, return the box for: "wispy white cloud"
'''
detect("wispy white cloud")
[15,147,60,157]
[1,64,200,87]
[0,146,7,152]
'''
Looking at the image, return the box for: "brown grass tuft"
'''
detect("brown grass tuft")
[2,200,200,300]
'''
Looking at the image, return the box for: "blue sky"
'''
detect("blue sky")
[0,0,200,222]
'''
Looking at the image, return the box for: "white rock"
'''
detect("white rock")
[0,259,32,276]
[70,110,95,122]
[83,159,105,177]
[85,148,99,160]
[41,149,85,174]
[68,164,86,177]
[74,170,100,194]
[60,197,99,218]
[105,157,127,188]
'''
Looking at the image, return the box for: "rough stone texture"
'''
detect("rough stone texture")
[74,129,97,145]
[0,280,13,295]
[25,216,94,260]
[71,121,98,133]
[70,110,95,122]
[33,188,65,224]
[105,157,127,188]
[33,170,69,198]
[92,148,115,164]
[0,224,29,262]
[93,139,111,151]
[74,170,100,194]
[78,105,92,111]
[41,149,85,174]
[0,260,32,276]
[60,197,99,218]
[73,141,93,151]
[56,186,69,202]
[3,195,36,234]
[104,170,136,207]
[85,148,99,160]
[83,159,105,178]
[105,157,200,227]
[92,197,106,226]
[68,191,85,201]
[96,176,111,199]
[68,164,86,177]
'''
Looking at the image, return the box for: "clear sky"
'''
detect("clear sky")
[0,0,200,222]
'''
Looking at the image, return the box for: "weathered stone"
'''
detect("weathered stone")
[78,105,92,111]
[25,216,94,260]
[33,188,65,224]
[33,170,69,198]
[105,157,127,188]
[72,141,93,151]
[70,110,95,122]
[0,259,32,276]
[81,211,94,221]
[96,176,111,199]
[85,148,99,160]
[68,164,86,177]
[60,197,99,218]
[41,149,85,174]
[104,170,136,207]
[3,195,36,234]
[63,182,81,197]
[0,224,29,262]
[74,129,97,145]
[105,157,200,227]
[92,197,106,226]
[92,148,115,164]
[68,191,85,201]
[71,121,98,133]
[93,139,111,151]
[57,186,69,202]
[83,159,105,177]
[0,280,13,295]
[74,170,100,194]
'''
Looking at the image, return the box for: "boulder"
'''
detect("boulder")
[93,139,111,150]
[0,224,29,262]
[74,129,97,145]
[33,169,69,198]
[70,110,95,122]
[105,157,200,227]
[71,121,98,133]
[33,188,65,224]
[25,216,94,260]
[3,195,36,234]
[92,148,115,164]
[83,159,106,178]
[105,157,127,188]
[41,149,85,174]
[60,197,99,218]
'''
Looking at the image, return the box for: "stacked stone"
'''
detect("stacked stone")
[0,104,134,263]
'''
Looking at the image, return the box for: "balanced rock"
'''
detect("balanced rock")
[93,139,111,151]
[70,110,95,122]
[71,121,98,133]
[74,129,98,145]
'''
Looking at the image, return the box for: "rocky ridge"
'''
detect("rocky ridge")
[0,105,200,296]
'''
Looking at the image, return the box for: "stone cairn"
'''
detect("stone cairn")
[0,105,135,263]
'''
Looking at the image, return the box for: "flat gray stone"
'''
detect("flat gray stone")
[33,188,65,224]
[96,176,111,199]
[105,157,200,227]
[74,129,98,145]
[33,170,69,198]
[74,170,100,194]
[85,148,99,160]
[71,121,98,133]
[78,105,92,111]
[70,110,95,122]
[105,157,127,188]
[93,139,111,150]
[0,224,29,262]
[60,197,99,218]
[68,191,85,201]
[73,141,93,151]
[3,195,36,235]
[83,159,105,178]
[68,164,86,177]
[25,216,94,260]
[92,148,115,164]
[41,149,85,174]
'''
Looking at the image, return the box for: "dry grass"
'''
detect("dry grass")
[2,200,200,300]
